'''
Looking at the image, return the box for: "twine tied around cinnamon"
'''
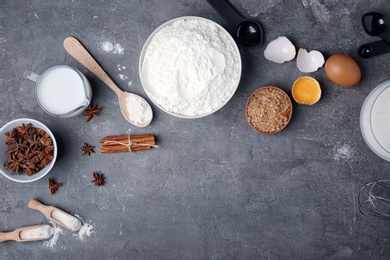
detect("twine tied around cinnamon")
[102,134,158,152]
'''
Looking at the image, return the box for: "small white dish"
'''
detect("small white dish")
[0,118,58,183]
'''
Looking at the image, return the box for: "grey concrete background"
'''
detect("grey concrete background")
[1,0,390,259]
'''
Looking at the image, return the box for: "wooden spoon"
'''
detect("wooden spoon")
[63,36,153,127]
[28,198,82,232]
[0,224,52,242]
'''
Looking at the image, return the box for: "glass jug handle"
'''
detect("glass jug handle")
[23,71,40,83]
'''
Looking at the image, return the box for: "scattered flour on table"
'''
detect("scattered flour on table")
[116,64,130,83]
[116,64,126,71]
[141,18,240,116]
[74,222,94,241]
[43,223,62,248]
[73,214,94,240]
[333,143,354,161]
[100,41,124,54]
[119,74,128,80]
[42,215,94,247]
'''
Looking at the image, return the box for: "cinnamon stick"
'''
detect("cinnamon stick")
[101,145,151,153]
[100,135,154,144]
[100,134,156,153]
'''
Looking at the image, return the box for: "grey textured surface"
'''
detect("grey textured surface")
[1,0,390,259]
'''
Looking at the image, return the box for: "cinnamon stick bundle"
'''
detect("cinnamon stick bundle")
[100,134,156,153]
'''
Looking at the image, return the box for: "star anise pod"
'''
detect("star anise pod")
[16,123,31,136]
[4,128,17,145]
[4,154,23,174]
[48,178,62,195]
[22,160,38,176]
[81,143,95,156]
[91,172,105,186]
[40,137,52,147]
[9,138,28,155]
[27,134,41,150]
[35,128,48,137]
[83,102,101,122]
[38,155,54,169]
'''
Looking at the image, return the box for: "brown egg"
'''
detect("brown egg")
[325,54,361,87]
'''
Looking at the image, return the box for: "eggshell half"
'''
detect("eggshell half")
[264,36,296,64]
[297,48,325,73]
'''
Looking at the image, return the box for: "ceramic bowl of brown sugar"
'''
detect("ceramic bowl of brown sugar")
[0,118,57,183]
[246,86,293,134]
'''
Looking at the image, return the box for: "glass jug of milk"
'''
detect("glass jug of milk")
[25,65,92,117]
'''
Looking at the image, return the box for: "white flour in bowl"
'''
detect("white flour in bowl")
[141,18,241,117]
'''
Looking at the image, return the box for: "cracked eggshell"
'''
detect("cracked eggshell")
[264,36,296,63]
[296,48,325,73]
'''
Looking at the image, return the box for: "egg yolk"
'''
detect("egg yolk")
[292,77,321,105]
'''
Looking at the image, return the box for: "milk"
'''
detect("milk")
[35,65,91,116]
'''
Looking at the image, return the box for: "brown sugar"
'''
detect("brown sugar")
[246,86,293,134]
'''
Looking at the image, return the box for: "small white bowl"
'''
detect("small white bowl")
[0,118,57,183]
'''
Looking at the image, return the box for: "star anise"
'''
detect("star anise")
[91,172,105,186]
[38,155,54,169]
[9,138,28,155]
[4,154,23,174]
[4,128,17,145]
[22,160,38,176]
[40,136,53,147]
[27,134,41,150]
[16,123,31,137]
[81,143,95,156]
[83,102,101,122]
[3,124,54,177]
[35,128,49,137]
[48,178,62,195]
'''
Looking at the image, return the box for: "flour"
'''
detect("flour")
[52,210,82,232]
[141,18,240,116]
[42,216,94,247]
[125,94,153,125]
[119,74,128,81]
[100,41,124,54]
[333,143,353,161]
[116,65,126,71]
[20,225,53,240]
[43,223,62,248]
[74,222,94,241]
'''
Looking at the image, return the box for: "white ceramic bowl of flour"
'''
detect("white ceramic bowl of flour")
[139,16,242,118]
[360,79,390,161]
